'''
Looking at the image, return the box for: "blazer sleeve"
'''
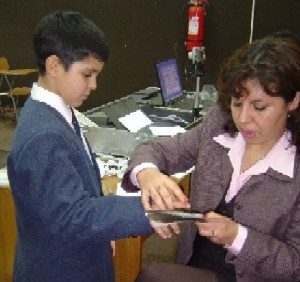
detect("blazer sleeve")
[227,193,300,281]
[8,132,153,244]
[122,105,229,191]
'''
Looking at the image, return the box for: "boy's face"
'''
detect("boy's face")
[56,55,104,108]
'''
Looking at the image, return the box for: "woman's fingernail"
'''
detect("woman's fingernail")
[183,197,189,204]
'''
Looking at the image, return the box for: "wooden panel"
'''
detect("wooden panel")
[114,236,147,282]
[0,188,17,282]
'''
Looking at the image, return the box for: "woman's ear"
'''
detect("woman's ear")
[44,55,61,78]
[288,92,300,112]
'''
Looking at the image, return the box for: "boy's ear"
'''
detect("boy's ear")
[288,92,300,112]
[45,55,62,77]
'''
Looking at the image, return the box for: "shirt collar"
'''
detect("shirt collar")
[31,83,72,125]
[213,131,296,178]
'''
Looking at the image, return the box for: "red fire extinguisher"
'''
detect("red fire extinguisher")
[186,0,206,52]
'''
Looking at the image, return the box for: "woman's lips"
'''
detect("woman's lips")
[241,129,256,138]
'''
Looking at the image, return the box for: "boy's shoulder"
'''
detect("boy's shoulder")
[21,98,66,126]
[14,99,73,145]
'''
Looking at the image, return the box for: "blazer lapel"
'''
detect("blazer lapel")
[221,149,233,191]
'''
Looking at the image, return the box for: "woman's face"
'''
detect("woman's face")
[231,79,298,149]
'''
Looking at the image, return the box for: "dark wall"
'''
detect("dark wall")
[0,0,299,111]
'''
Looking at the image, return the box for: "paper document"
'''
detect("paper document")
[119,110,152,133]
[149,126,186,136]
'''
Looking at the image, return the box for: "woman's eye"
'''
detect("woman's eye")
[232,102,242,107]
[83,73,92,78]
[254,105,267,111]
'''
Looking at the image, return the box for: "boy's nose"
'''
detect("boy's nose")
[89,77,97,90]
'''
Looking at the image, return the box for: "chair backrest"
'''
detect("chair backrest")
[0,57,9,70]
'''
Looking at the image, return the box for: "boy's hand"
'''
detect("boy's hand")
[150,221,181,239]
[137,168,190,210]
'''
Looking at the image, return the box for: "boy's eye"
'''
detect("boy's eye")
[83,73,92,78]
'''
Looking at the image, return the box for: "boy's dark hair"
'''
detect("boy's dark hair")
[217,37,300,149]
[33,10,109,75]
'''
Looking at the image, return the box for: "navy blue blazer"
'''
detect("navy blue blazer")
[7,98,152,282]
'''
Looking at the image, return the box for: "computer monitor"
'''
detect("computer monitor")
[155,58,183,105]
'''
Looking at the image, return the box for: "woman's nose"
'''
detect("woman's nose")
[239,106,252,123]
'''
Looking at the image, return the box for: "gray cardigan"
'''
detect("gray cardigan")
[123,105,300,282]
[8,98,152,282]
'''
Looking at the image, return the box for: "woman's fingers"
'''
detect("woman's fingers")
[196,213,238,245]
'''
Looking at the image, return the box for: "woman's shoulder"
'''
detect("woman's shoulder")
[195,104,231,136]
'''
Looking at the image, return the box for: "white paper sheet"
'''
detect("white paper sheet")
[118,110,153,133]
[149,126,186,136]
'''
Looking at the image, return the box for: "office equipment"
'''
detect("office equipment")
[156,58,182,104]
[100,97,142,130]
[84,127,146,157]
[132,87,162,106]
[140,104,193,126]
[97,96,190,130]
[155,58,195,110]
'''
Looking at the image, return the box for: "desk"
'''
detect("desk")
[0,68,37,121]
[0,69,37,76]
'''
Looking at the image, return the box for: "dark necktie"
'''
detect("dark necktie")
[70,107,95,157]
[70,107,103,195]
[71,107,82,139]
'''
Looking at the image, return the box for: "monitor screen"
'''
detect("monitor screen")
[156,59,183,104]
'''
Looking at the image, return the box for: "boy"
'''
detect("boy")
[7,11,153,282]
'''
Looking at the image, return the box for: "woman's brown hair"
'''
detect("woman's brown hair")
[217,37,300,149]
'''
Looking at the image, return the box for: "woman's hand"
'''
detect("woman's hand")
[196,211,238,245]
[137,168,189,210]
[137,168,189,239]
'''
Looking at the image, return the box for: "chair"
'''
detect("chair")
[0,57,36,121]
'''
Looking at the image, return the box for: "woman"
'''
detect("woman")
[122,36,300,281]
